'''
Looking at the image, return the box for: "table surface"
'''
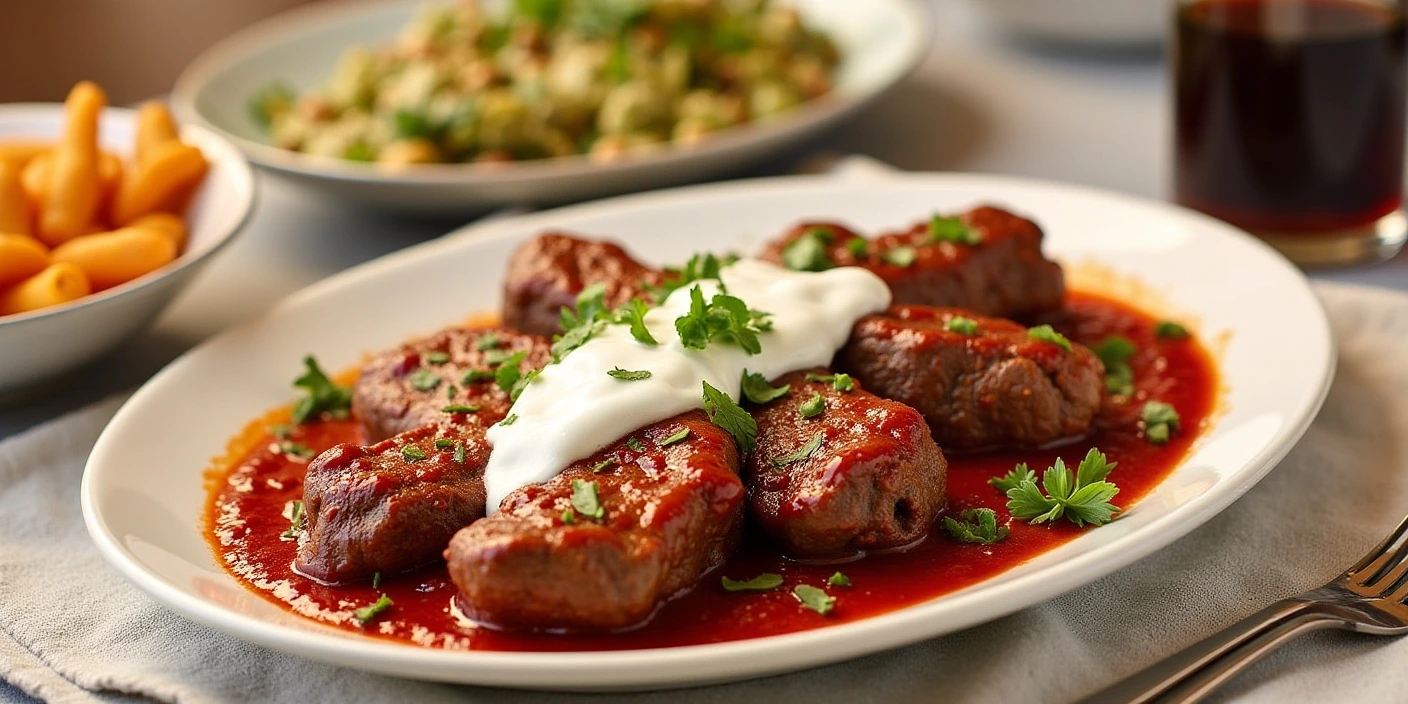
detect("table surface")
[3,0,1403,439]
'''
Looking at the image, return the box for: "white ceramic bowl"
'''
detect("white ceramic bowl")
[0,104,255,397]
[170,0,930,214]
[965,0,1167,46]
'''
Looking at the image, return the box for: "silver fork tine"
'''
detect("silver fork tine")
[1344,513,1408,586]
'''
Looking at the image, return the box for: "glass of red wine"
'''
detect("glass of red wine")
[1175,0,1408,266]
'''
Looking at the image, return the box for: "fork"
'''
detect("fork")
[1082,511,1408,703]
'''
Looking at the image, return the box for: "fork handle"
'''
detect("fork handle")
[1080,598,1339,704]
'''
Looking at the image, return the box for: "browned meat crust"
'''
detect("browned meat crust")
[501,233,665,336]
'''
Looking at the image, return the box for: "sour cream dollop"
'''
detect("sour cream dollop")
[482,259,891,511]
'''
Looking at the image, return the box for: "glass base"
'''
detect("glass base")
[1253,210,1408,267]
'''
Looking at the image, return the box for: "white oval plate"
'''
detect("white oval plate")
[170,0,929,214]
[82,174,1333,691]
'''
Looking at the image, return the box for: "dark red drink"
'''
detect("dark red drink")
[1175,0,1407,261]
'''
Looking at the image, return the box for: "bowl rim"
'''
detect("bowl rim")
[0,103,258,330]
[169,0,933,186]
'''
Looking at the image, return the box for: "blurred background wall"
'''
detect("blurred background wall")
[0,0,322,104]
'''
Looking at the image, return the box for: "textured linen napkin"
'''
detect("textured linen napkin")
[4,281,1408,704]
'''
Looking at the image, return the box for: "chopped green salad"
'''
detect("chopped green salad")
[250,0,840,165]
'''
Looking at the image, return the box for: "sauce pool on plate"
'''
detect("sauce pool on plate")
[205,291,1219,651]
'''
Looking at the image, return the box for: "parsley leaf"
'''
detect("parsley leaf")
[793,585,836,615]
[462,368,494,384]
[401,445,427,462]
[477,333,501,351]
[1141,401,1181,444]
[845,237,869,259]
[426,351,450,365]
[561,507,577,524]
[1092,335,1137,397]
[608,367,652,381]
[804,372,854,392]
[353,594,393,624]
[494,351,528,392]
[989,464,1036,494]
[1155,321,1189,340]
[612,298,659,346]
[781,227,835,272]
[1003,448,1121,527]
[483,349,515,366]
[279,442,313,458]
[591,459,613,473]
[773,433,823,468]
[651,252,734,301]
[657,428,690,446]
[928,215,982,245]
[799,392,825,418]
[499,413,518,426]
[510,369,538,402]
[625,437,646,452]
[740,370,790,404]
[1027,325,1072,351]
[291,356,353,424]
[434,438,454,449]
[570,479,605,519]
[674,286,773,355]
[443,404,480,414]
[552,283,611,361]
[945,316,979,335]
[408,369,441,392]
[280,500,304,540]
[702,380,757,453]
[828,572,851,588]
[943,508,1009,544]
[453,441,466,464]
[882,246,917,268]
[722,573,784,592]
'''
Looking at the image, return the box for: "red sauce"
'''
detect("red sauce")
[205,291,1219,651]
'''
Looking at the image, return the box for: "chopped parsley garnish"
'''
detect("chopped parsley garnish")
[1092,335,1137,397]
[443,404,480,414]
[280,500,304,540]
[279,442,314,458]
[805,372,854,392]
[483,348,515,366]
[591,459,613,473]
[552,284,612,361]
[445,384,458,399]
[945,316,979,335]
[943,508,1010,544]
[827,572,851,588]
[740,369,790,404]
[773,433,823,467]
[561,508,576,524]
[1155,321,1190,340]
[353,594,393,624]
[845,237,869,259]
[493,351,528,392]
[1027,325,1072,351]
[799,393,825,418]
[372,572,382,589]
[793,585,836,615]
[721,573,784,592]
[452,441,466,464]
[462,368,494,384]
[1003,448,1121,527]
[499,413,518,426]
[434,438,454,449]
[570,479,605,520]
[291,356,353,424]
[881,246,917,268]
[702,380,758,453]
[657,428,691,447]
[408,369,441,391]
[269,424,292,439]
[625,437,646,452]
[1141,401,1181,444]
[608,367,652,381]
[425,351,450,365]
[477,333,501,351]
[400,445,428,462]
[928,215,982,245]
[989,464,1036,494]
[613,298,659,346]
[651,252,734,301]
[781,227,834,272]
[674,286,773,355]
[509,368,539,402]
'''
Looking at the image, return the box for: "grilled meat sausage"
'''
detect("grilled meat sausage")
[501,233,665,336]
[837,306,1103,451]
[353,327,550,442]
[446,410,745,632]
[296,424,490,583]
[745,369,947,558]
[759,206,1065,319]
